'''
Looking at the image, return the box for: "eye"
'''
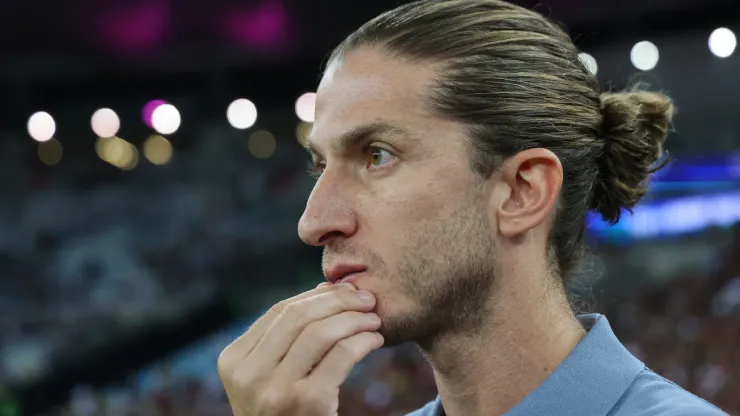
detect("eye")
[306,160,325,178]
[367,147,396,169]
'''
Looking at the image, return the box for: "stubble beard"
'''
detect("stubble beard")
[321,190,498,350]
[378,202,497,350]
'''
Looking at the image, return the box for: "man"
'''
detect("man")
[218,1,725,415]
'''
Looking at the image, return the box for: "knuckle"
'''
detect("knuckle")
[258,387,293,413]
[297,384,330,412]
[281,301,303,319]
[269,299,290,315]
[231,360,262,388]
[301,312,366,347]
[302,321,327,344]
[217,346,236,378]
[335,337,363,360]
[218,352,266,395]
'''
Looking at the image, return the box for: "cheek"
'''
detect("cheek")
[380,174,459,218]
[364,183,463,272]
[361,184,442,253]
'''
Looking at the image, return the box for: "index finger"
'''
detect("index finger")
[225,282,355,357]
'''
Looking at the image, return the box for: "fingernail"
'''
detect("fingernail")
[357,290,374,303]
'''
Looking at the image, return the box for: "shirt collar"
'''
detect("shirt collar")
[432,314,644,416]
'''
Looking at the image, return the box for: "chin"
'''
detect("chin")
[377,319,419,348]
[375,300,429,347]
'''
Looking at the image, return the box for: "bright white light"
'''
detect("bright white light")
[151,104,181,135]
[28,111,56,142]
[578,52,598,75]
[91,108,121,138]
[630,41,659,71]
[709,28,737,58]
[295,92,316,123]
[227,99,258,129]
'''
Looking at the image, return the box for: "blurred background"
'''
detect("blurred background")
[0,0,739,415]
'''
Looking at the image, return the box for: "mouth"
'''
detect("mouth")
[335,271,366,285]
[326,264,368,284]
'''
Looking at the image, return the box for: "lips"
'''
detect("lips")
[325,264,368,284]
[336,271,364,284]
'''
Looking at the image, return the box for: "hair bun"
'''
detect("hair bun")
[590,89,675,224]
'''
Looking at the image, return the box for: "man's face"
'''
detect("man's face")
[298,47,498,347]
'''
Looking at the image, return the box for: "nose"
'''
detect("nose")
[298,171,357,246]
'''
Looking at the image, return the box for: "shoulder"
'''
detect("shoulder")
[405,398,440,416]
[609,368,726,416]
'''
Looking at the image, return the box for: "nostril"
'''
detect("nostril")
[318,230,345,245]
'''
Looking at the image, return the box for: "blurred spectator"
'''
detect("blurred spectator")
[0,127,308,393]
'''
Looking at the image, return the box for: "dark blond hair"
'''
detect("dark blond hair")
[329,0,674,277]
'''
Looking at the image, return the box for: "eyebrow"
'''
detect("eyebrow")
[305,121,413,159]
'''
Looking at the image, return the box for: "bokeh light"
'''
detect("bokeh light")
[295,92,316,123]
[28,112,56,142]
[248,130,276,159]
[143,135,174,165]
[151,104,181,135]
[709,28,737,58]
[95,136,139,170]
[142,100,167,128]
[37,139,63,166]
[121,146,140,171]
[91,108,121,138]
[219,1,288,49]
[631,41,660,71]
[95,4,167,56]
[296,122,312,146]
[227,99,258,129]
[578,52,598,76]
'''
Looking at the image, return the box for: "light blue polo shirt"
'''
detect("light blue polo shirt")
[406,314,725,416]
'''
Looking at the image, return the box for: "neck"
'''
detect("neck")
[420,270,586,416]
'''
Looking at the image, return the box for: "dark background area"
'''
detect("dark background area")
[0,1,739,415]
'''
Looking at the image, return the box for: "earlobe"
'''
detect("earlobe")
[496,149,563,237]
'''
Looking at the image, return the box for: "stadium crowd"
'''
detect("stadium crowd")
[0,128,309,392]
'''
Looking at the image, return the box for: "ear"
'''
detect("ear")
[495,148,563,237]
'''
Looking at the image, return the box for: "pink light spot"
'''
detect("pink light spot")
[97,3,169,55]
[220,0,288,49]
[142,100,167,128]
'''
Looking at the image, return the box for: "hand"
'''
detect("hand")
[217,282,384,416]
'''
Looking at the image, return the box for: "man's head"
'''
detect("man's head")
[298,0,674,347]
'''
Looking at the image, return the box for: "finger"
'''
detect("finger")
[225,283,352,359]
[275,311,381,380]
[307,331,384,388]
[247,288,375,370]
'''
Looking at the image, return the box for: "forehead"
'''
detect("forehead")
[309,47,442,150]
